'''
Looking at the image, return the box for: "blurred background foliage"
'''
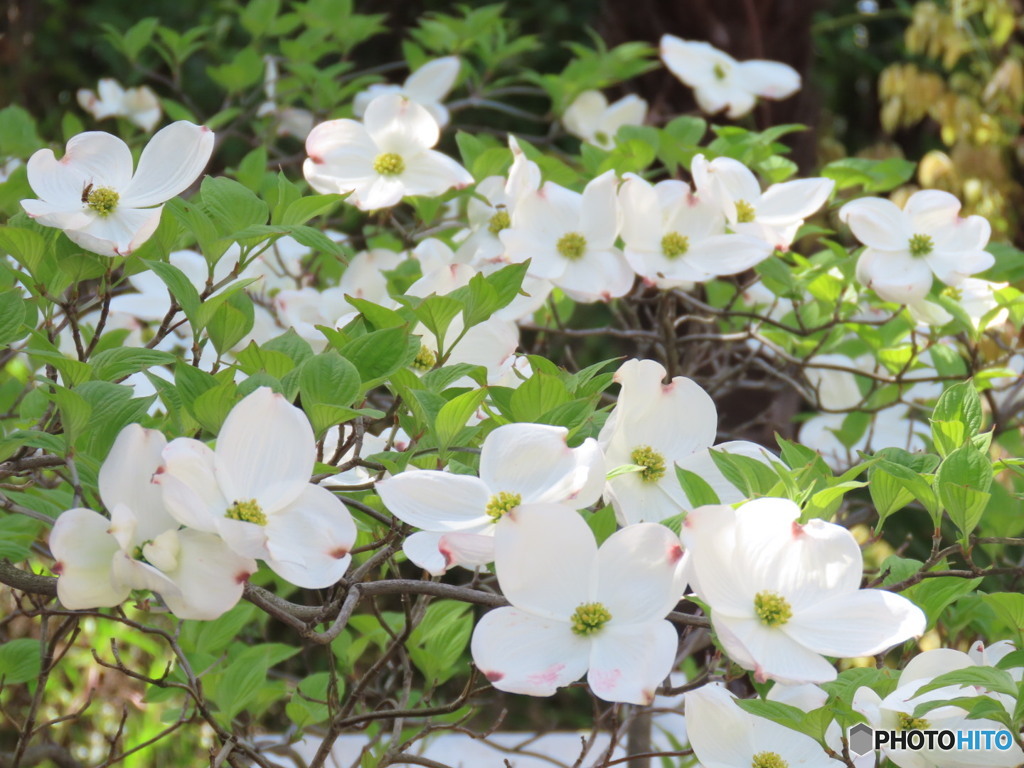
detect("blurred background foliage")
[5,0,1023,241]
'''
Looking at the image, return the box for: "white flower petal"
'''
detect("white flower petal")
[840,198,910,251]
[121,121,214,207]
[403,531,450,575]
[786,589,925,657]
[594,523,683,623]
[399,150,473,197]
[715,613,839,683]
[50,508,128,609]
[157,437,227,533]
[437,531,496,569]
[736,59,801,99]
[263,484,355,588]
[64,205,163,257]
[215,387,313,512]
[684,683,756,767]
[378,471,491,531]
[479,423,603,507]
[587,620,677,704]
[365,93,439,152]
[580,171,620,250]
[856,248,934,303]
[159,529,256,620]
[757,177,833,226]
[405,56,461,104]
[471,607,589,696]
[99,424,174,544]
[494,503,595,619]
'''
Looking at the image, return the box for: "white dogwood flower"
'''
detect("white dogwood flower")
[21,121,214,257]
[686,682,843,768]
[618,174,774,288]
[563,91,647,150]
[156,387,357,589]
[471,503,683,704]
[304,93,472,210]
[682,497,926,683]
[77,78,162,132]
[691,154,834,250]
[354,56,461,128]
[500,170,634,302]
[377,423,604,574]
[854,647,1024,768]
[600,358,778,525]
[660,35,801,118]
[840,190,994,303]
[49,424,256,619]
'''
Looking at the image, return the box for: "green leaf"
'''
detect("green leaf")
[734,699,831,745]
[435,389,487,452]
[930,381,983,456]
[90,348,176,382]
[193,382,238,434]
[299,351,360,408]
[912,667,1018,699]
[0,289,29,346]
[936,443,993,538]
[407,601,473,685]
[143,259,201,327]
[207,290,255,354]
[0,638,41,684]
[903,576,982,630]
[201,176,269,235]
[675,467,721,508]
[281,195,341,226]
[338,327,414,383]
[414,295,462,353]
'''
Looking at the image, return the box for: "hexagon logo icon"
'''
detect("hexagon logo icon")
[849,723,874,756]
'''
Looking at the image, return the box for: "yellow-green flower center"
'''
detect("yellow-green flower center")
[226,499,267,526]
[570,602,612,636]
[661,231,690,259]
[754,591,792,627]
[86,186,120,217]
[373,152,405,176]
[630,445,666,483]
[751,752,788,768]
[556,232,587,260]
[412,345,436,371]
[908,233,934,257]
[735,199,756,224]
[897,712,930,731]
[713,63,728,81]
[488,209,511,235]
[941,285,963,301]
[485,491,522,522]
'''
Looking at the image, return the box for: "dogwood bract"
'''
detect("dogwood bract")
[49,424,256,620]
[353,56,461,128]
[685,682,842,768]
[303,93,472,211]
[691,153,834,250]
[500,170,634,302]
[471,503,683,704]
[77,78,162,132]
[377,423,604,574]
[618,173,774,288]
[155,387,357,589]
[21,121,214,257]
[562,91,647,150]
[660,35,801,118]
[853,647,1024,768]
[600,358,778,525]
[839,189,994,303]
[682,497,926,683]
